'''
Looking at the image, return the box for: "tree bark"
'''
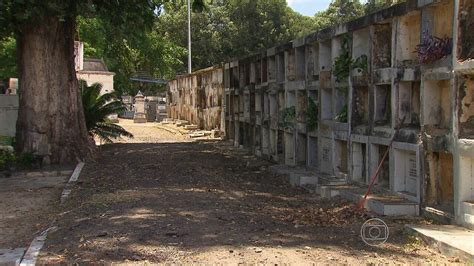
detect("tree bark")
[16,16,93,165]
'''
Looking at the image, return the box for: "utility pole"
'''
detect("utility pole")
[187,0,192,74]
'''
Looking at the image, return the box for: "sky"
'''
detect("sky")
[286,0,332,16]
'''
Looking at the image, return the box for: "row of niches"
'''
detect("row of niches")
[225,0,474,89]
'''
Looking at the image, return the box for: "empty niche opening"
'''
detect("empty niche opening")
[255,93,262,122]
[262,58,268,83]
[244,92,251,119]
[321,88,333,120]
[233,95,239,115]
[296,46,306,81]
[458,75,474,138]
[374,85,392,127]
[268,56,276,82]
[277,52,285,83]
[423,80,451,130]
[425,152,454,213]
[255,126,262,150]
[373,144,390,190]
[240,63,250,86]
[296,133,307,166]
[307,90,318,132]
[308,136,318,169]
[296,91,307,123]
[307,43,319,81]
[352,27,370,74]
[331,36,343,67]
[334,88,348,123]
[285,131,295,165]
[232,67,239,88]
[351,142,367,183]
[319,40,332,72]
[270,129,278,158]
[269,93,278,117]
[320,138,332,174]
[246,125,254,148]
[352,86,369,126]
[424,0,453,42]
[287,48,296,81]
[458,156,474,203]
[261,127,270,155]
[335,140,348,176]
[277,130,285,164]
[278,91,286,122]
[238,122,244,146]
[396,11,421,67]
[256,60,262,84]
[458,0,474,61]
[393,149,419,198]
[224,68,231,88]
[398,82,421,127]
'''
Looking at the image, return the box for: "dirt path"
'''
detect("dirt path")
[38,122,456,264]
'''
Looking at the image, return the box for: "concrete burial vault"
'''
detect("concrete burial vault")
[167,0,474,232]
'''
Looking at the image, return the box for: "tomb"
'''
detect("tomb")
[351,141,368,184]
[422,80,451,131]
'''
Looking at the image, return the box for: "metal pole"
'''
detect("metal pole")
[187,0,192,74]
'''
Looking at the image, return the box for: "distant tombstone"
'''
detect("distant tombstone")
[133,91,147,123]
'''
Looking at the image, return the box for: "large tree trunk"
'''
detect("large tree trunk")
[16,16,93,165]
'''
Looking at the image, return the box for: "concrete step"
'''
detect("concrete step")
[405,224,474,262]
[184,124,199,130]
[422,207,455,224]
[339,188,419,216]
[0,248,25,266]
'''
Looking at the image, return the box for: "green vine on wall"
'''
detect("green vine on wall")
[280,106,296,128]
[335,104,348,123]
[333,35,352,82]
[352,54,368,72]
[306,97,318,132]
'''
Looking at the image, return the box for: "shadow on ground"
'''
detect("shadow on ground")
[39,141,445,263]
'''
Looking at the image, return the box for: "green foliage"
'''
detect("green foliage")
[352,54,368,72]
[80,80,134,143]
[280,106,296,127]
[313,0,365,29]
[0,149,15,170]
[0,37,17,79]
[333,35,352,82]
[364,0,403,14]
[335,104,348,123]
[306,97,318,132]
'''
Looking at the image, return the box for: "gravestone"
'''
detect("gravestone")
[133,91,147,123]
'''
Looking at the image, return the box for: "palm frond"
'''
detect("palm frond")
[80,81,134,143]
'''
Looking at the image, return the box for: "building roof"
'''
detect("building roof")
[83,58,109,72]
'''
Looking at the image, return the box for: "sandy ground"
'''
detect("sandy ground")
[0,174,68,249]
[37,121,459,264]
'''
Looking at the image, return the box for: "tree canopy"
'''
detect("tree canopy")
[0,0,404,95]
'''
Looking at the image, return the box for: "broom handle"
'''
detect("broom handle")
[358,116,406,209]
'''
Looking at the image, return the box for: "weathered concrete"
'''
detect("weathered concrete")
[405,224,474,262]
[0,248,24,266]
[0,95,18,137]
[168,0,474,229]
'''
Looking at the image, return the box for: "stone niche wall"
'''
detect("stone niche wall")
[458,0,474,61]
[373,23,392,69]
[425,152,454,211]
[423,80,451,130]
[398,81,421,127]
[396,11,421,67]
[459,75,474,138]
[352,86,369,127]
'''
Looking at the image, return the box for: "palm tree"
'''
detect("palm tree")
[80,80,133,143]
